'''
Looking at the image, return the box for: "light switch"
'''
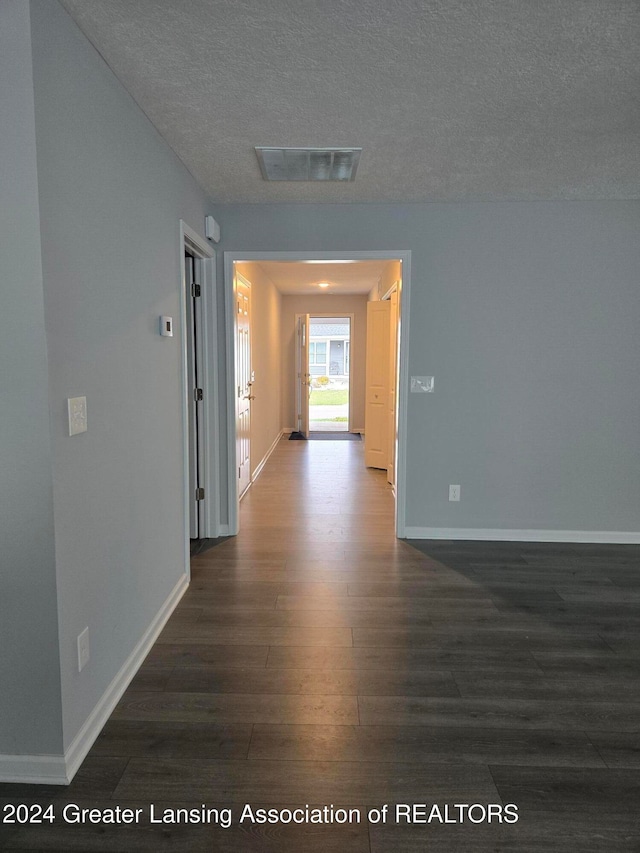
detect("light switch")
[160,316,173,337]
[67,396,87,435]
[411,376,434,393]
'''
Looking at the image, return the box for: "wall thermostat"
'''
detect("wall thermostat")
[411,376,434,393]
[160,316,173,337]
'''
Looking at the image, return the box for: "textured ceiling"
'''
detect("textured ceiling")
[251,260,396,295]
[58,0,640,203]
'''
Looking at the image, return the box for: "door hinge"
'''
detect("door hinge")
[194,388,203,401]
[195,487,205,501]
[191,283,201,298]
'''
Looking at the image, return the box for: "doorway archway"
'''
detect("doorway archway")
[222,250,412,538]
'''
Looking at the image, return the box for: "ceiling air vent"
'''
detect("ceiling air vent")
[255,147,361,182]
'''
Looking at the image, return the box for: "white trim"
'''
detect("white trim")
[224,251,411,538]
[251,431,283,482]
[223,253,240,534]
[403,527,640,544]
[0,754,68,786]
[180,221,218,543]
[0,573,189,786]
[395,256,411,538]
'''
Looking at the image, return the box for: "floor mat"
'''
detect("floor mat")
[308,432,361,441]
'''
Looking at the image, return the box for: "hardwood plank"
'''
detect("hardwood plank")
[125,665,174,691]
[585,731,640,768]
[141,643,269,668]
[597,631,640,655]
[112,691,359,725]
[452,671,640,702]
[276,594,496,612]
[248,723,604,767]
[156,626,353,647]
[113,757,497,803]
[165,665,459,697]
[533,652,640,679]
[353,627,612,653]
[92,720,253,759]
[369,814,640,853]
[191,605,501,629]
[266,645,544,673]
[346,581,498,598]
[359,695,640,731]
[489,765,640,815]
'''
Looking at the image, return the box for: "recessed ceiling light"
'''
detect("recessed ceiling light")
[317,282,330,289]
[255,148,361,182]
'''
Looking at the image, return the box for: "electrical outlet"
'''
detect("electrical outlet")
[77,627,90,672]
[67,396,87,436]
[449,484,461,502]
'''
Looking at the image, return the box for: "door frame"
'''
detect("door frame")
[235,270,253,498]
[302,312,355,434]
[294,312,311,437]
[223,250,412,538]
[179,221,219,567]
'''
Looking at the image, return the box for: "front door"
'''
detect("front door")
[235,272,252,497]
[295,313,310,437]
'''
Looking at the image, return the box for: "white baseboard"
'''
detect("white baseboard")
[403,527,640,544]
[218,524,233,536]
[0,753,69,786]
[251,431,284,482]
[0,572,189,786]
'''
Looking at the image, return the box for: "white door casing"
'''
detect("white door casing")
[365,300,391,469]
[179,220,218,557]
[387,287,399,486]
[235,272,252,497]
[185,251,205,538]
[223,250,411,538]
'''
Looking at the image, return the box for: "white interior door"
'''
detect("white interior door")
[295,313,310,437]
[364,300,391,469]
[235,272,252,497]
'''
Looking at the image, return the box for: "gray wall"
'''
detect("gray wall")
[30,0,214,750]
[214,202,640,534]
[0,0,63,756]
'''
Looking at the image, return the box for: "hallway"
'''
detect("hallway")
[2,439,640,851]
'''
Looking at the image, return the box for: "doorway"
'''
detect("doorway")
[179,220,218,556]
[223,251,411,538]
[308,315,352,433]
[185,248,204,539]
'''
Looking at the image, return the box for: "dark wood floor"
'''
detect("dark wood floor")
[2,439,640,851]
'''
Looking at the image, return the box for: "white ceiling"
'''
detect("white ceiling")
[245,260,397,295]
[58,0,640,203]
